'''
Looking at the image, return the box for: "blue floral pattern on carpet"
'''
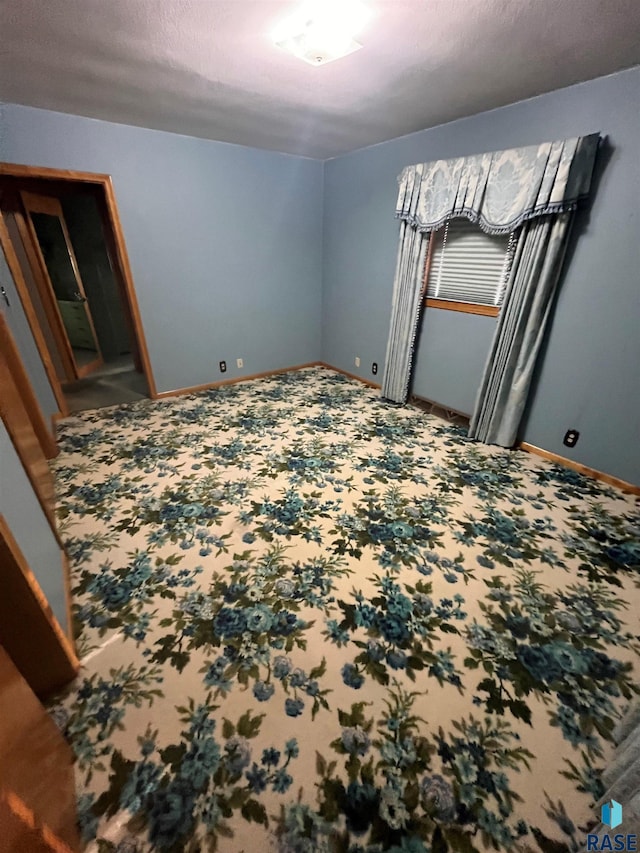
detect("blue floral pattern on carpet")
[49,367,640,852]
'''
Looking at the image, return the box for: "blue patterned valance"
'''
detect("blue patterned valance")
[395,134,600,235]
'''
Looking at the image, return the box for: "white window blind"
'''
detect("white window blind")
[427,218,512,307]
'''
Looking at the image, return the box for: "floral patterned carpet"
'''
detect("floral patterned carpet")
[49,366,640,853]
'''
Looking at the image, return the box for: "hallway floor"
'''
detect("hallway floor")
[63,355,147,413]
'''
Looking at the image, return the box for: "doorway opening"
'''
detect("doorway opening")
[0,166,156,415]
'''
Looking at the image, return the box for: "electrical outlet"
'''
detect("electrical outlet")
[372,362,378,375]
[237,358,243,369]
[563,429,579,448]
[219,360,227,373]
[355,357,361,368]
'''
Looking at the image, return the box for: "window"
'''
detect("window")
[425,217,514,317]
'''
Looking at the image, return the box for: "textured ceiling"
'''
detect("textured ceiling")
[1,0,639,159]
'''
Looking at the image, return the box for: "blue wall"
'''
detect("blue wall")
[0,420,68,633]
[1,103,324,393]
[322,68,640,484]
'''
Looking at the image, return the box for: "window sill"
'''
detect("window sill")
[425,298,499,317]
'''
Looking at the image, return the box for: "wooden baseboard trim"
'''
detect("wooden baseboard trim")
[519,442,640,496]
[318,362,381,389]
[61,551,76,652]
[154,362,324,400]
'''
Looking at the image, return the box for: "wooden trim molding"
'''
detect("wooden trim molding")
[17,192,61,216]
[519,442,640,496]
[14,203,81,381]
[0,314,60,535]
[155,362,324,399]
[20,190,106,378]
[0,213,68,418]
[156,362,384,401]
[0,316,58,460]
[0,163,112,185]
[318,362,382,389]
[61,551,75,647]
[425,298,500,317]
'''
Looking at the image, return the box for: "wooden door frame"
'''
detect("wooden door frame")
[0,315,57,461]
[0,313,59,531]
[0,215,69,418]
[14,194,82,382]
[0,163,158,408]
[20,191,104,379]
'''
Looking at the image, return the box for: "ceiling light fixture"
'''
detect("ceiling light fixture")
[273,1,370,67]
